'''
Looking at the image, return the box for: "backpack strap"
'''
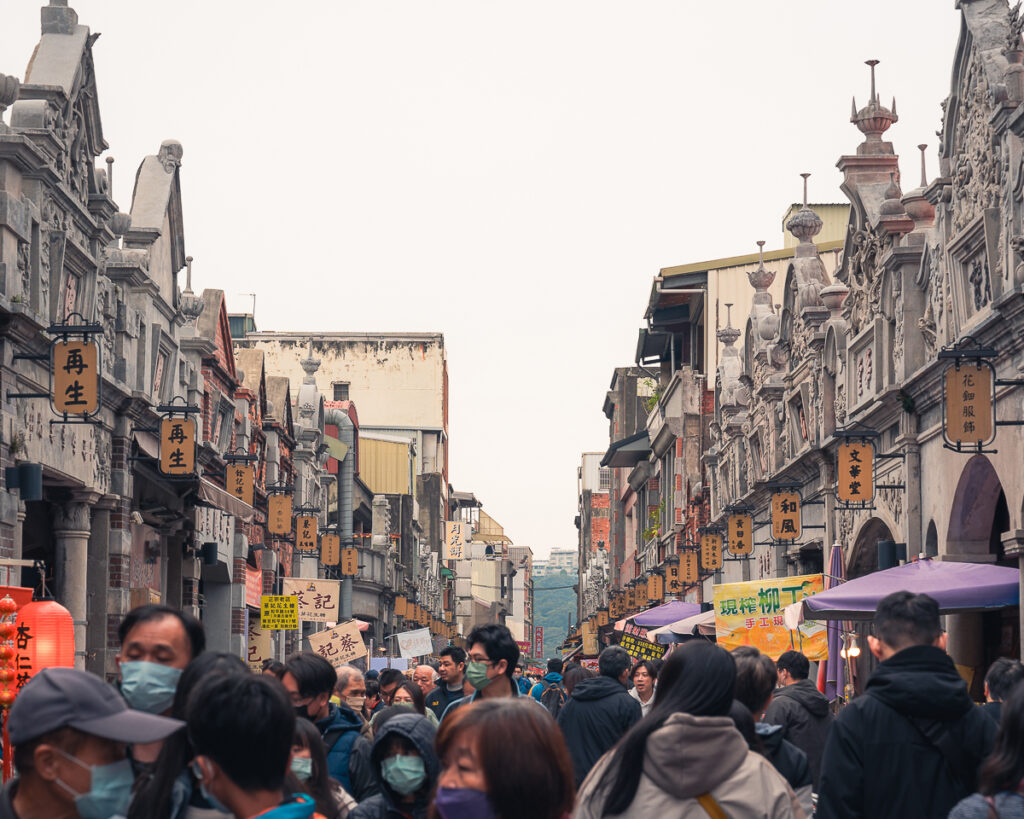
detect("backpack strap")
[985,795,1000,819]
[696,793,729,819]
[905,714,975,789]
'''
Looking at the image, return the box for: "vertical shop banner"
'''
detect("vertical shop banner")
[444,521,468,560]
[727,513,753,555]
[770,492,802,541]
[307,622,366,667]
[340,547,358,575]
[700,533,724,571]
[268,494,293,535]
[837,441,875,503]
[320,534,341,567]
[944,361,994,447]
[680,552,699,584]
[296,515,318,552]
[247,621,272,672]
[228,465,255,506]
[159,417,196,476]
[245,566,263,609]
[712,573,826,660]
[282,578,341,623]
[534,625,544,657]
[52,339,99,416]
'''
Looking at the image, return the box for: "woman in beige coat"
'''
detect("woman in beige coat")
[574,641,805,819]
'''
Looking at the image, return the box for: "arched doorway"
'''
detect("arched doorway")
[846,517,895,693]
[946,455,1017,698]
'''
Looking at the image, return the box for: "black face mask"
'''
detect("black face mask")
[295,703,312,721]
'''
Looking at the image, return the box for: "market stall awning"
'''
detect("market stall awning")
[633,600,701,628]
[648,610,716,644]
[197,478,254,522]
[601,430,651,468]
[795,559,1020,621]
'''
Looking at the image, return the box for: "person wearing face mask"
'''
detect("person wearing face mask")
[187,673,327,819]
[282,654,377,802]
[433,699,575,819]
[439,625,537,723]
[1,666,183,819]
[116,604,205,770]
[291,719,356,819]
[349,712,438,819]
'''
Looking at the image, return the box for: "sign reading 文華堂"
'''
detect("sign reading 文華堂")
[712,573,826,660]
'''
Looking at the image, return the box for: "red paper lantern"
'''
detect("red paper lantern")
[13,601,75,690]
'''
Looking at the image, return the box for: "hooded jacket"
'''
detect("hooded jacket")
[817,645,997,819]
[350,713,439,819]
[316,704,378,802]
[557,675,643,788]
[763,678,833,787]
[757,722,813,818]
[530,671,564,702]
[574,713,805,818]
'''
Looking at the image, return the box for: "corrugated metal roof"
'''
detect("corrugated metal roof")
[360,437,412,495]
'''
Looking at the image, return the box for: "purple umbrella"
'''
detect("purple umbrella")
[803,559,1020,619]
[633,600,702,628]
[822,544,845,702]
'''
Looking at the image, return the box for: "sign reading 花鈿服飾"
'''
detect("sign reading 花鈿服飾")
[713,574,825,660]
[944,361,995,449]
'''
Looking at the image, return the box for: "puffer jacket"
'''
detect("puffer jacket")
[763,678,833,787]
[350,712,439,819]
[316,704,377,801]
[574,712,805,818]
[558,675,643,787]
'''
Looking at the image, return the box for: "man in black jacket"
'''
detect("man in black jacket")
[763,649,833,788]
[817,591,997,819]
[557,645,642,787]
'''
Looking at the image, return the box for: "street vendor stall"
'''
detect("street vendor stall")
[648,610,716,645]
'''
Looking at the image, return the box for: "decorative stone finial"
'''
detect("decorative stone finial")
[851,60,898,144]
[41,1,77,35]
[902,148,935,234]
[0,74,20,132]
[879,172,906,216]
[918,144,928,187]
[717,303,740,347]
[748,240,775,291]
[786,173,823,243]
[157,140,183,174]
[178,255,204,323]
[300,339,320,385]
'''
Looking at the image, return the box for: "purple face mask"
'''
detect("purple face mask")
[434,787,496,819]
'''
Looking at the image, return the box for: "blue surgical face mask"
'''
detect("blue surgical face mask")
[291,755,313,781]
[119,661,183,714]
[191,759,232,815]
[381,754,426,795]
[434,787,496,819]
[54,751,135,819]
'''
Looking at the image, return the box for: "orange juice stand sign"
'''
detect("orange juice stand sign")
[712,573,827,661]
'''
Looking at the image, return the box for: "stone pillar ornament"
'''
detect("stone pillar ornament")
[0,74,20,133]
[54,499,93,670]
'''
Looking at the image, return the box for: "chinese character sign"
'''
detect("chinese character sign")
[228,465,255,506]
[308,622,366,668]
[680,552,699,584]
[700,534,723,571]
[618,631,667,661]
[247,621,272,672]
[159,417,196,476]
[837,441,874,503]
[321,534,341,567]
[444,521,468,560]
[397,627,433,659]
[727,513,753,555]
[296,515,317,552]
[282,578,341,623]
[340,547,358,576]
[268,494,293,535]
[665,564,682,595]
[713,573,826,660]
[770,492,801,541]
[646,573,664,602]
[260,595,298,630]
[52,339,99,416]
[944,362,994,447]
[534,626,544,657]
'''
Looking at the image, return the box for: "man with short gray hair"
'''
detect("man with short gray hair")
[557,645,642,787]
[412,664,437,699]
[334,665,366,720]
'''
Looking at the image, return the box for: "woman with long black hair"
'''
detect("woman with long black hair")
[950,682,1024,818]
[574,641,804,818]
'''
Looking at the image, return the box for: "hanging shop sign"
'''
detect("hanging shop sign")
[296,515,318,552]
[534,625,544,657]
[394,595,408,618]
[444,521,469,560]
[159,417,197,476]
[228,465,255,506]
[52,339,99,418]
[770,491,801,541]
[700,533,724,571]
[618,630,667,661]
[837,441,875,504]
[246,620,272,672]
[727,512,753,555]
[308,622,366,667]
[260,595,298,630]
[680,552,699,584]
[340,547,359,576]
[245,566,263,609]
[320,534,341,567]
[268,494,293,536]
[943,360,995,450]
[712,573,826,660]
[646,573,664,603]
[282,578,341,623]
[665,563,683,596]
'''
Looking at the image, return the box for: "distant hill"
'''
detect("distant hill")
[533,571,577,659]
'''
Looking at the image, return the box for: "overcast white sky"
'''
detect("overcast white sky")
[2,2,960,560]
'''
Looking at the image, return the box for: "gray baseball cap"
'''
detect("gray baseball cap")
[8,667,184,745]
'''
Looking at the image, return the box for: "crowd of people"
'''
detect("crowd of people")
[2,591,1022,818]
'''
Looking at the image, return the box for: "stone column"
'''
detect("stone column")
[54,496,94,670]
[1002,530,1024,659]
[897,415,922,559]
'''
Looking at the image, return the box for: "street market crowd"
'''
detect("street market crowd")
[1,590,1020,819]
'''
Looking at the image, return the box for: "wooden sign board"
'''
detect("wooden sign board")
[228,464,255,506]
[296,515,318,552]
[837,441,874,503]
[727,513,753,555]
[159,417,197,476]
[770,492,801,541]
[268,494,293,535]
[944,362,994,447]
[52,339,99,416]
[701,533,724,571]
